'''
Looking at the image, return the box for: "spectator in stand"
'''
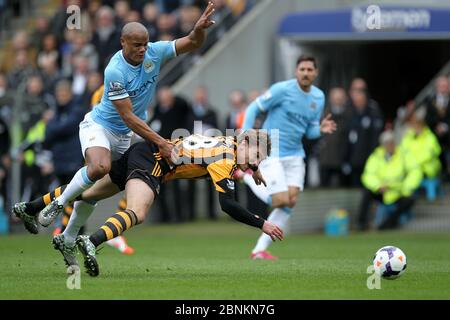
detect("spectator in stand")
[0,31,37,74]
[70,55,92,99]
[425,76,450,181]
[156,13,181,40]
[393,99,416,144]
[43,80,86,187]
[142,2,159,42]
[91,6,121,71]
[0,73,14,122]
[114,0,131,27]
[80,72,103,108]
[149,86,191,222]
[185,86,219,221]
[37,33,60,70]
[21,75,55,134]
[71,31,99,72]
[319,87,352,187]
[39,57,63,96]
[179,5,202,36]
[225,89,247,132]
[30,16,51,50]
[86,0,103,32]
[400,107,442,184]
[60,29,78,77]
[7,49,37,90]
[124,10,141,24]
[357,130,422,230]
[50,0,91,44]
[346,78,384,186]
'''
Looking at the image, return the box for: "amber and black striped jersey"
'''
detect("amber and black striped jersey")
[164,135,238,193]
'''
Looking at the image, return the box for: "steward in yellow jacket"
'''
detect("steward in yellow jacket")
[399,116,441,179]
[358,131,422,230]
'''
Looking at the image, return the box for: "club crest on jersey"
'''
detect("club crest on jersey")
[310,102,317,110]
[144,60,155,73]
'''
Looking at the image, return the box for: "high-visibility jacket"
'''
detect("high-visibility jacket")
[23,120,46,167]
[399,127,441,178]
[361,146,423,204]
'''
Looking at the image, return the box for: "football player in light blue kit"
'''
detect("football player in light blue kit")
[13,3,217,267]
[239,55,336,260]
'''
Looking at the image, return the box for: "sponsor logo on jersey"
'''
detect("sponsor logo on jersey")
[226,179,235,190]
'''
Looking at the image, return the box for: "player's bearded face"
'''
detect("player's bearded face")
[296,61,318,88]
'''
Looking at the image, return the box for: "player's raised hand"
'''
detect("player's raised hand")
[320,113,337,134]
[194,1,216,31]
[262,221,284,241]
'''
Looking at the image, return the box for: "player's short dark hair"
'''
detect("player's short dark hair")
[296,55,317,69]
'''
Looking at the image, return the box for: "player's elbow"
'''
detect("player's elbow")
[219,197,232,214]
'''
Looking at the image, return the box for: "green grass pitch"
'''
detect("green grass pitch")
[1,219,449,299]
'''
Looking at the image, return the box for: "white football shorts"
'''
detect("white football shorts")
[79,112,133,161]
[258,156,305,195]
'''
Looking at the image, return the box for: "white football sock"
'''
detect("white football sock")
[62,200,96,246]
[252,207,291,254]
[56,167,94,206]
[243,173,272,205]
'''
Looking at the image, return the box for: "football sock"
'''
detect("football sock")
[105,198,129,250]
[63,200,97,246]
[252,207,292,254]
[89,210,139,247]
[56,167,95,206]
[242,173,272,205]
[26,185,67,216]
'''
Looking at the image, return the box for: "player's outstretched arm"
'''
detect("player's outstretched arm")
[112,98,175,162]
[218,192,284,241]
[175,1,215,55]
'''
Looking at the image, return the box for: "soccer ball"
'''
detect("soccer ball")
[373,246,407,279]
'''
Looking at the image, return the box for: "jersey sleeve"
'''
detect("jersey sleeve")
[254,82,284,112]
[150,40,177,64]
[104,67,129,101]
[305,92,326,139]
[206,159,235,193]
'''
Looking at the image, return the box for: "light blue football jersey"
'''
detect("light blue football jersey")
[91,41,177,134]
[243,79,325,158]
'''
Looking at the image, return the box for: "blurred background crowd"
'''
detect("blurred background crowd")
[0,0,449,233]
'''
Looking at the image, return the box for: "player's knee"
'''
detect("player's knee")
[132,210,146,224]
[88,162,111,180]
[271,195,290,208]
